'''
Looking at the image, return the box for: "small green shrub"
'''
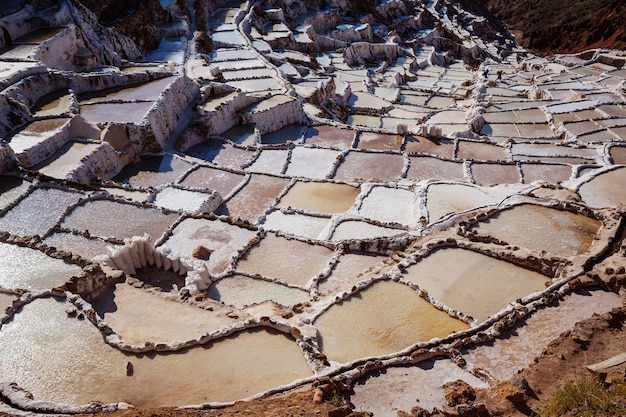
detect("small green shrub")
[538,374,626,417]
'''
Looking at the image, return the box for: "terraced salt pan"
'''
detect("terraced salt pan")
[152,186,218,213]
[91,283,241,345]
[78,77,176,104]
[426,183,496,222]
[350,360,489,416]
[0,176,30,210]
[330,220,405,241]
[100,187,150,202]
[334,152,404,182]
[463,290,624,380]
[578,167,626,208]
[62,199,180,241]
[220,124,257,146]
[471,162,520,186]
[246,150,288,175]
[358,186,416,225]
[277,181,360,213]
[79,102,155,124]
[31,90,72,117]
[317,252,387,296]
[236,233,333,287]
[406,156,465,182]
[186,139,255,169]
[8,118,69,155]
[162,217,257,276]
[208,274,310,308]
[261,210,330,240]
[285,147,340,179]
[0,298,312,407]
[179,166,245,198]
[114,155,193,188]
[357,132,404,151]
[403,248,548,322]
[456,141,507,161]
[520,163,572,184]
[219,174,290,223]
[34,141,101,180]
[261,124,305,145]
[314,280,470,364]
[229,78,283,92]
[303,125,355,149]
[403,137,455,158]
[347,114,380,128]
[0,242,82,290]
[0,187,83,237]
[470,203,601,256]
[43,232,120,261]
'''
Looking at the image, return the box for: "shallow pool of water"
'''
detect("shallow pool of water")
[219,174,290,223]
[334,152,404,182]
[80,102,155,124]
[208,274,310,308]
[113,155,193,188]
[0,298,312,407]
[62,199,180,241]
[236,233,333,287]
[0,187,83,237]
[470,203,601,256]
[426,183,495,222]
[178,166,245,198]
[304,125,355,149]
[358,186,416,225]
[330,220,405,241]
[317,252,387,296]
[185,139,255,169]
[403,248,548,322]
[34,142,101,180]
[91,283,241,345]
[43,232,120,261]
[314,280,469,363]
[260,210,330,240]
[463,290,623,380]
[578,167,626,208]
[406,156,465,182]
[278,181,360,213]
[285,147,340,179]
[0,242,83,290]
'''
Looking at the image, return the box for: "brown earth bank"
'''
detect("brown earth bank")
[481,0,626,55]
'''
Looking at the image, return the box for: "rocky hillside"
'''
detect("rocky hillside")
[483,0,626,55]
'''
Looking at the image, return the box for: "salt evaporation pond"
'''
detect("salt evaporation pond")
[0,176,29,210]
[469,203,601,256]
[0,187,83,237]
[426,183,495,222]
[0,242,82,290]
[91,283,241,345]
[402,248,549,322]
[35,141,101,179]
[0,298,312,407]
[578,167,626,208]
[314,280,470,363]
[317,252,387,296]
[277,181,360,213]
[208,274,310,308]
[236,233,333,287]
[62,199,180,241]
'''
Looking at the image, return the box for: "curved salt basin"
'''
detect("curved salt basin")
[0,298,312,407]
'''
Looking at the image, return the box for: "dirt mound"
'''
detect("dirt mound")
[482,0,626,55]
